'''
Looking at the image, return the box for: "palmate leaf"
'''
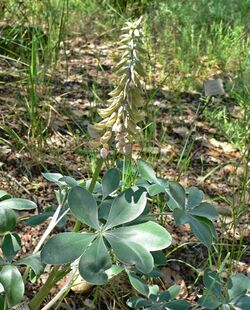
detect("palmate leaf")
[98,199,113,221]
[26,205,68,227]
[104,187,147,230]
[41,232,96,264]
[147,184,165,196]
[187,187,203,208]
[233,295,250,310]
[198,291,222,310]
[189,202,218,220]
[25,211,53,226]
[227,274,250,310]
[188,216,216,247]
[42,182,172,283]
[0,265,24,305]
[79,236,112,285]
[173,209,216,247]
[199,271,250,310]
[43,173,82,188]
[148,285,160,300]
[203,270,222,298]
[127,280,190,310]
[68,186,100,229]
[173,207,217,247]
[105,265,124,279]
[159,285,180,302]
[136,161,217,247]
[59,176,79,187]
[171,183,218,247]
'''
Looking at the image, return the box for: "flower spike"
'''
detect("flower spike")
[88,17,146,157]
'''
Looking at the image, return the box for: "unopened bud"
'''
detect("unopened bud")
[100,147,109,158]
[116,141,125,151]
[116,133,125,143]
[123,143,132,155]
[100,131,112,144]
[114,123,123,133]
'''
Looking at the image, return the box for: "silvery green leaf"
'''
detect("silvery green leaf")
[106,221,171,251]
[104,188,147,230]
[41,232,96,264]
[102,168,120,199]
[68,186,100,229]
[0,265,24,305]
[0,198,37,210]
[79,236,112,285]
[105,233,154,274]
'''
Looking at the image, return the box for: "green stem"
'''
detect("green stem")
[88,157,104,192]
[4,295,9,310]
[122,155,126,190]
[29,266,60,310]
[29,157,103,310]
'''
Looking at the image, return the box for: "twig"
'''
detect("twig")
[2,171,37,203]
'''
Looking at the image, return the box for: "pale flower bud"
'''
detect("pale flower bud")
[123,143,132,155]
[114,123,123,133]
[116,132,125,142]
[116,141,125,151]
[100,131,112,144]
[100,147,109,158]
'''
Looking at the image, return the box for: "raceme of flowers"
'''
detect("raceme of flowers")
[88,17,146,157]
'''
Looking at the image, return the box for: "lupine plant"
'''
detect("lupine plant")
[127,282,190,310]
[1,17,248,310]
[198,270,250,310]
